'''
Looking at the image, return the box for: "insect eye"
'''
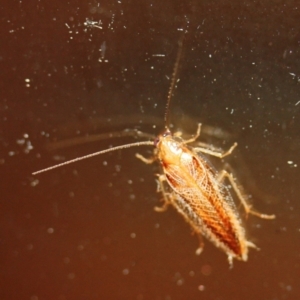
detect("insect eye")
[163,130,172,138]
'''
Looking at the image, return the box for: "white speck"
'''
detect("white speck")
[8,151,15,156]
[65,23,70,28]
[24,141,34,153]
[198,285,205,291]
[129,194,136,200]
[287,161,293,165]
[177,279,184,286]
[130,232,136,238]
[25,78,30,82]
[100,41,106,58]
[103,161,108,166]
[47,228,54,234]
[122,268,129,275]
[30,179,39,187]
[16,139,25,145]
[127,179,133,184]
[53,155,65,161]
[295,101,300,106]
[209,54,212,58]
[152,54,165,57]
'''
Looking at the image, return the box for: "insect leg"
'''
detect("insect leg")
[217,170,276,220]
[135,153,156,164]
[154,175,172,212]
[195,232,205,256]
[193,142,238,158]
[184,123,202,143]
[135,154,171,211]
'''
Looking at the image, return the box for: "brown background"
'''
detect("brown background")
[1,1,299,299]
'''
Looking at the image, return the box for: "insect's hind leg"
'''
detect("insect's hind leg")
[218,170,275,219]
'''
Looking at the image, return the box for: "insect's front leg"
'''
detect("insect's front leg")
[184,123,202,144]
[217,169,276,220]
[193,142,238,158]
[153,174,172,212]
[135,153,156,164]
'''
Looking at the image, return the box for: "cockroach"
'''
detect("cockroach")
[33,28,275,266]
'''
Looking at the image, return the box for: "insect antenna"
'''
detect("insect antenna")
[164,24,187,130]
[32,140,153,175]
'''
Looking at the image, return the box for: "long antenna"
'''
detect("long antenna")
[32,140,153,175]
[164,21,188,129]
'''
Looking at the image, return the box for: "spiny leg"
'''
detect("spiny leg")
[194,142,238,158]
[184,123,202,144]
[246,241,259,251]
[184,123,236,156]
[194,232,205,256]
[135,153,156,164]
[154,175,172,212]
[217,170,275,219]
[228,255,234,269]
[135,154,171,211]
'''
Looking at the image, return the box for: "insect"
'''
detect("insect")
[33,28,275,267]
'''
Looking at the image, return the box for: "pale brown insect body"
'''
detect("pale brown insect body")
[33,27,275,266]
[154,129,251,265]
